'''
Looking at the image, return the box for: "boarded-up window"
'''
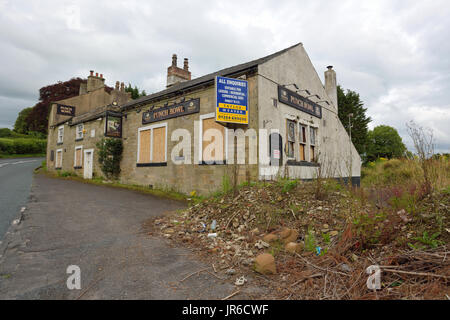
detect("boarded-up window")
[138,125,167,164]
[286,120,295,158]
[299,144,305,161]
[75,147,82,167]
[56,150,63,168]
[152,127,166,163]
[138,129,151,163]
[202,117,225,163]
[310,127,317,162]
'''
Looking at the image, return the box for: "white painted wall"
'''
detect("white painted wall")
[257,43,361,180]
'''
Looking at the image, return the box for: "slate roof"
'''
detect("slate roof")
[121,42,302,110]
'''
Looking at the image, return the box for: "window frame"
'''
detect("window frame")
[137,122,168,165]
[199,113,228,164]
[76,124,84,140]
[286,119,296,159]
[57,125,64,144]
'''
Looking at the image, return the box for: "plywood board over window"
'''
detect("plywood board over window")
[138,129,151,164]
[56,149,63,168]
[202,117,226,163]
[74,147,83,168]
[152,127,166,163]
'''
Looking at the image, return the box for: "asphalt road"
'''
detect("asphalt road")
[0,157,43,240]
[0,174,264,299]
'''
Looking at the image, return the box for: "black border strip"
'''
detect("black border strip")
[136,162,167,167]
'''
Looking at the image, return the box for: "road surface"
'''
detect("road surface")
[0,157,43,240]
[0,174,264,299]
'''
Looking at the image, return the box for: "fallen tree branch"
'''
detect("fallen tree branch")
[222,290,240,300]
[381,268,449,279]
[179,267,210,282]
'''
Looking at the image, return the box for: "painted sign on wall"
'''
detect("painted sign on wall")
[105,112,122,138]
[142,98,200,124]
[56,104,76,116]
[215,76,248,124]
[278,86,322,118]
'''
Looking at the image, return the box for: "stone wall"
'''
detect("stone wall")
[47,118,105,178]
[120,73,259,195]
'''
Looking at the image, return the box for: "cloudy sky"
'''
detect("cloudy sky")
[0,0,449,152]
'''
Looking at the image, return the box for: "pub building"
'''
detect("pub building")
[46,43,361,195]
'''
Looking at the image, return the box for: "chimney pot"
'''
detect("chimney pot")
[90,70,94,76]
[172,54,177,67]
[327,65,333,70]
[100,74,103,78]
[184,58,189,71]
[115,81,120,90]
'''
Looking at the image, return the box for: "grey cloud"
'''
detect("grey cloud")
[0,0,448,153]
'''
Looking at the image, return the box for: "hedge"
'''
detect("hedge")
[0,138,47,155]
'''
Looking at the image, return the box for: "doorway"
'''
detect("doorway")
[83,149,94,179]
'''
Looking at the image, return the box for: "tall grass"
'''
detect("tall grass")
[362,157,449,192]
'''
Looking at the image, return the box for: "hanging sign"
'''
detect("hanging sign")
[105,112,122,138]
[56,104,76,116]
[215,76,248,124]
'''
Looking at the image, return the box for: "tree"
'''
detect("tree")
[337,85,371,157]
[13,107,33,134]
[366,125,407,161]
[125,83,147,100]
[25,78,89,134]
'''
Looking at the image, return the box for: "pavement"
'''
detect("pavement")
[0,173,264,299]
[0,157,43,239]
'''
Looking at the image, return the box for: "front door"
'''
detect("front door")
[83,149,94,179]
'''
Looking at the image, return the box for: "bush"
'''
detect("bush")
[96,138,123,179]
[0,138,47,155]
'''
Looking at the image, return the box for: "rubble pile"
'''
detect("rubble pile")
[147,180,449,300]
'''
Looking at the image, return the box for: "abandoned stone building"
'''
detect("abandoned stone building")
[46,43,361,195]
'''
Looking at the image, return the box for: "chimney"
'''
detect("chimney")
[87,70,105,92]
[166,54,191,88]
[324,66,338,110]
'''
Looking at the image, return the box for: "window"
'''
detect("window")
[137,123,167,165]
[55,149,63,168]
[286,120,296,158]
[74,146,83,168]
[200,114,226,164]
[299,124,307,161]
[76,124,84,140]
[57,126,64,144]
[310,127,318,162]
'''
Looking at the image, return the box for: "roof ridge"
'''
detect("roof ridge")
[122,42,302,110]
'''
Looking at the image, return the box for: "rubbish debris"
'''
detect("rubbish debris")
[207,233,217,238]
[254,240,270,249]
[226,268,236,275]
[235,276,247,286]
[210,220,217,231]
[199,222,206,233]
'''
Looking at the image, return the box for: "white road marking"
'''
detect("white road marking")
[0,159,37,168]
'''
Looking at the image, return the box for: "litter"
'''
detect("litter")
[235,276,247,286]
